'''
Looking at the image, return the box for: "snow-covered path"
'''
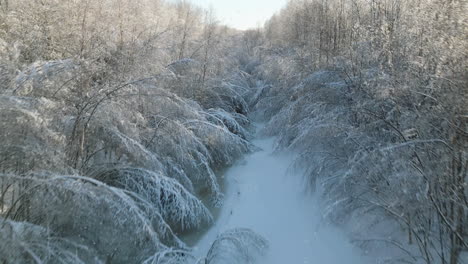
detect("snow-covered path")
[193,134,369,264]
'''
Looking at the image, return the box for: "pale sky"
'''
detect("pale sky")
[187,0,288,30]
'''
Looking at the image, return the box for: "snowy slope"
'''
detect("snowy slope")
[193,127,370,263]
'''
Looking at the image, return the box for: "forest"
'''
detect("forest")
[0,0,466,263]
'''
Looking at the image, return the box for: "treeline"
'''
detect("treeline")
[250,0,467,263]
[0,0,265,263]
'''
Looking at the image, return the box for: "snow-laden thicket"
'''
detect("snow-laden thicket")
[0,61,255,263]
[0,0,267,263]
[246,0,467,263]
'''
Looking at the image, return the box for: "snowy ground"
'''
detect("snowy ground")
[193,131,370,264]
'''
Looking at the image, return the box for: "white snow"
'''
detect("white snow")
[193,126,370,263]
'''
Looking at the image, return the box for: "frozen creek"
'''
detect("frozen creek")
[193,127,370,264]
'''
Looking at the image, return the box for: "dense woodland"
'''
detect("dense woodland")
[0,0,267,263]
[0,0,466,263]
[253,0,467,263]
